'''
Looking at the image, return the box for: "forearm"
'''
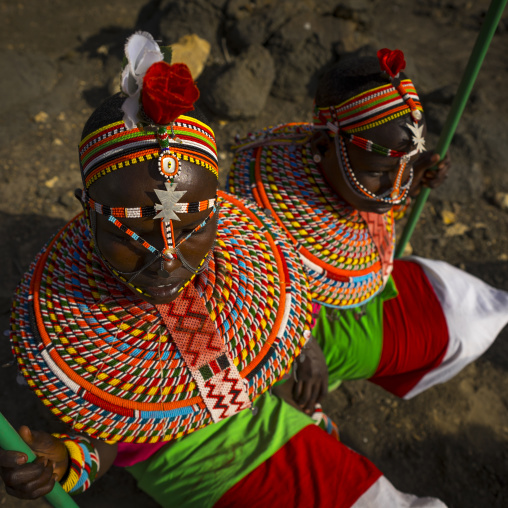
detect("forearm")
[89,437,117,479]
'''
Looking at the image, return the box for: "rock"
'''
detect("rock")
[58,189,78,209]
[441,209,457,225]
[34,111,49,123]
[225,0,312,53]
[209,0,229,8]
[445,222,469,237]
[333,0,373,25]
[171,34,211,79]
[226,16,268,52]
[430,148,484,204]
[203,45,275,119]
[493,192,508,212]
[44,176,59,188]
[160,0,222,54]
[268,13,359,101]
[226,0,262,20]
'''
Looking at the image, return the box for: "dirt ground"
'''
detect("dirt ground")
[1,1,507,507]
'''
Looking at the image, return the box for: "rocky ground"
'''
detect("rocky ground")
[1,1,507,506]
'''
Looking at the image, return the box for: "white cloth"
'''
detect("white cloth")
[354,476,447,508]
[403,256,508,399]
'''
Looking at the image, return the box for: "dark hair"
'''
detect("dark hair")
[81,93,211,141]
[314,56,407,108]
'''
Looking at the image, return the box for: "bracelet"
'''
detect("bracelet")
[311,404,340,441]
[52,433,100,495]
[302,330,312,349]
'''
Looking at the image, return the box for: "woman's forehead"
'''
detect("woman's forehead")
[363,115,426,150]
[89,159,218,206]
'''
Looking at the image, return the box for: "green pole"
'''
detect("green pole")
[395,0,508,258]
[0,412,79,508]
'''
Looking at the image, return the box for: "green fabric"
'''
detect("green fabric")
[313,276,399,390]
[127,394,313,508]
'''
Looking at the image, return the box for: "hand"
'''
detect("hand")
[292,337,328,415]
[0,426,68,500]
[409,151,451,196]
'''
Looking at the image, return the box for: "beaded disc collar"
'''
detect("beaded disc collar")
[229,123,395,309]
[10,192,311,443]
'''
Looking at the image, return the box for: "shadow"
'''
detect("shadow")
[0,211,68,299]
[323,378,508,508]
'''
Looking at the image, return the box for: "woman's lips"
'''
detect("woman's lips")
[138,277,184,297]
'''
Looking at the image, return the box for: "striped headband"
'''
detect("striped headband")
[82,191,217,219]
[313,79,423,134]
[79,115,219,189]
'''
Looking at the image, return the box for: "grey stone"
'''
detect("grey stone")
[226,16,268,52]
[268,14,357,101]
[203,45,275,119]
[160,0,222,51]
[225,0,313,53]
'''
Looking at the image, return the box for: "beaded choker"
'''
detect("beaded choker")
[10,192,312,443]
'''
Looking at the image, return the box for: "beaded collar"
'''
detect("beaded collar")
[229,123,395,309]
[10,192,311,443]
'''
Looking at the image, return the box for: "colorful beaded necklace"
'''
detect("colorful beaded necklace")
[230,50,427,307]
[230,123,394,309]
[10,192,311,443]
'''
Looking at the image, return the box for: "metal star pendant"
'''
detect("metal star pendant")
[406,121,426,153]
[154,182,187,223]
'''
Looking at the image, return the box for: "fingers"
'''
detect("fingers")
[413,151,439,173]
[293,380,322,415]
[0,449,28,468]
[412,151,451,191]
[18,426,62,458]
[18,425,34,447]
[2,456,56,500]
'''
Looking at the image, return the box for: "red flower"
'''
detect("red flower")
[377,48,406,78]
[142,62,200,125]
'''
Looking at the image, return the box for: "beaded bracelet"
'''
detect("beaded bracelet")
[52,433,100,495]
[311,404,340,441]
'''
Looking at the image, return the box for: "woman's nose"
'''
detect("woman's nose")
[157,251,182,276]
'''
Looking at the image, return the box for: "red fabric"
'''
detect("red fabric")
[214,425,382,508]
[370,260,449,397]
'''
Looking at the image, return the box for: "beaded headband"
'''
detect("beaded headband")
[82,189,217,218]
[79,117,219,189]
[313,79,423,134]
